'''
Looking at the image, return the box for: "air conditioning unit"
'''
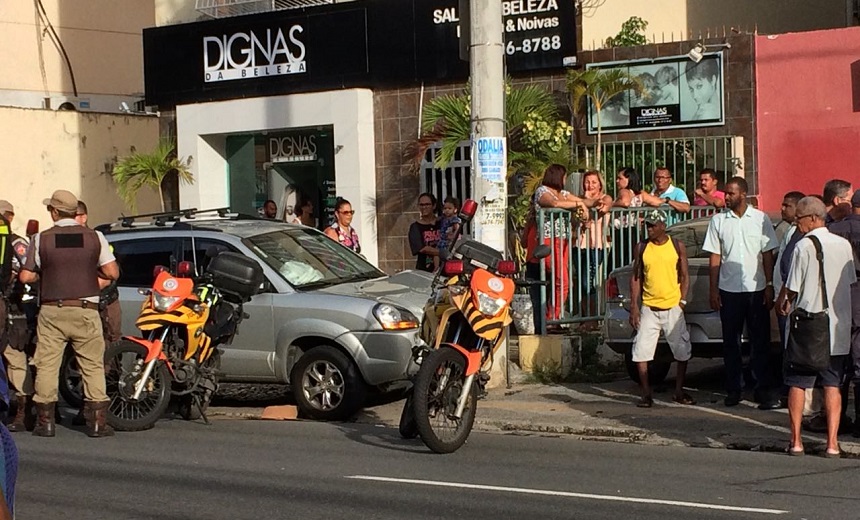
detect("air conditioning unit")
[42,96,92,111]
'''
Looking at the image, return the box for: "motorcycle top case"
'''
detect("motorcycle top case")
[207,252,264,302]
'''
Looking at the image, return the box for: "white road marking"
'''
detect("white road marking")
[345,475,789,515]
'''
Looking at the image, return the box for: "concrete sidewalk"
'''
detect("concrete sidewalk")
[207,376,860,458]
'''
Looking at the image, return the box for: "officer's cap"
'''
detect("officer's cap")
[43,190,79,213]
[0,200,13,215]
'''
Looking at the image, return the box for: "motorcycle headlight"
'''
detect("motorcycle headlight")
[475,291,506,317]
[374,304,419,331]
[152,293,182,312]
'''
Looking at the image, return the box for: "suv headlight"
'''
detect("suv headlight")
[475,291,506,317]
[152,292,181,312]
[374,304,419,331]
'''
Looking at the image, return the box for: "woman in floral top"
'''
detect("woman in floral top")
[324,197,361,254]
[524,164,592,330]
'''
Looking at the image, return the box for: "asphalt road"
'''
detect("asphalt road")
[12,418,860,519]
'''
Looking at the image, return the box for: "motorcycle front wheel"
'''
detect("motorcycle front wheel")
[104,340,171,431]
[413,347,478,454]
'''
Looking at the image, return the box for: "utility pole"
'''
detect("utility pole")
[467,0,507,387]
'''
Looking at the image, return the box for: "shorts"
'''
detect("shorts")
[783,355,847,389]
[631,305,692,363]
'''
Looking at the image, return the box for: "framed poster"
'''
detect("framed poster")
[586,52,725,134]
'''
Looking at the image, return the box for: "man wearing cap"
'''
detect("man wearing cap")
[629,209,694,407]
[19,190,119,437]
[703,176,780,408]
[0,201,37,432]
[824,189,860,436]
[69,200,122,427]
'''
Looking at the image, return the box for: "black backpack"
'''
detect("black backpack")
[636,237,682,283]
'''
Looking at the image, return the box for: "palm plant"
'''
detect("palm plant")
[567,68,642,170]
[406,81,562,171]
[405,81,576,264]
[112,139,193,212]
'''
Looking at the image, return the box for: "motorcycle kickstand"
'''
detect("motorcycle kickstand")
[194,395,211,426]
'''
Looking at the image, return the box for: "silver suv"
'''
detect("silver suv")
[98,212,432,421]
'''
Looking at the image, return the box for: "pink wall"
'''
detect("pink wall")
[756,27,860,211]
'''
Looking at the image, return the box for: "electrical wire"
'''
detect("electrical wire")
[34,0,78,96]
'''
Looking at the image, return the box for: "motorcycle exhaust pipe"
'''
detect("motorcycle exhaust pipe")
[453,374,475,419]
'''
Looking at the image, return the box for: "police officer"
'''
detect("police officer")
[70,200,122,427]
[0,201,36,432]
[19,190,119,438]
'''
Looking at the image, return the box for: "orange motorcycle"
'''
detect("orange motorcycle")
[105,251,263,431]
[402,199,549,453]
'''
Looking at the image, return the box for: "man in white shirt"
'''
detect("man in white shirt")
[777,196,856,457]
[703,176,779,408]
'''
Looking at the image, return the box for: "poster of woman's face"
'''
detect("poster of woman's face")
[584,53,724,134]
[680,57,722,122]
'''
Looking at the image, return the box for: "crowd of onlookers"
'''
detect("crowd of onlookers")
[523,163,860,458]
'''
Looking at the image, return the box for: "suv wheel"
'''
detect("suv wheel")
[291,345,366,421]
[624,353,671,386]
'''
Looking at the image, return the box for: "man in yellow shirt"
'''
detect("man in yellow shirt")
[629,210,693,407]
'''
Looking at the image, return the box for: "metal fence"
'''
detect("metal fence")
[531,205,719,334]
[574,136,742,198]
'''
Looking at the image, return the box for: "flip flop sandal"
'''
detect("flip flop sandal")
[636,396,653,408]
[673,393,696,405]
[788,445,805,457]
[824,450,841,459]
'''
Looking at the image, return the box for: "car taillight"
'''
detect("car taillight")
[496,260,517,275]
[443,260,464,276]
[606,275,619,299]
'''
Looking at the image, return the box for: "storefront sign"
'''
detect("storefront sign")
[415,0,575,77]
[586,53,726,135]
[204,25,307,83]
[269,133,318,163]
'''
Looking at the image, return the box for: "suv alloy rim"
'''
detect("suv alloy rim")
[302,360,345,411]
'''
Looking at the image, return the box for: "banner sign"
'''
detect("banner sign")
[473,137,507,253]
[585,52,726,135]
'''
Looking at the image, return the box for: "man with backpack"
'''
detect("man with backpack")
[629,209,695,408]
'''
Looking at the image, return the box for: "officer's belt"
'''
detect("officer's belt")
[41,299,95,309]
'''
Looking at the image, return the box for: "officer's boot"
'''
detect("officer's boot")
[85,401,114,438]
[6,396,28,433]
[32,402,56,437]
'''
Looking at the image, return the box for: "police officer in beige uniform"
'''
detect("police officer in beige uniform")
[19,190,119,437]
[0,201,36,432]
[70,200,122,427]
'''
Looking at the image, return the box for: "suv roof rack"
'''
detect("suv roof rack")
[115,207,254,228]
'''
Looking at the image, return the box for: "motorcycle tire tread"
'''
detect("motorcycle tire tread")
[412,347,478,454]
[104,340,172,432]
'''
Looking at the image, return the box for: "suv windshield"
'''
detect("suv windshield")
[244,228,384,289]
